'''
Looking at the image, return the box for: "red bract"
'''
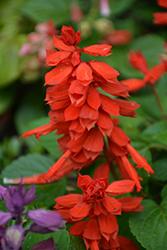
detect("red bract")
[8,25,153,190]
[104,29,132,46]
[122,50,167,92]
[54,164,142,250]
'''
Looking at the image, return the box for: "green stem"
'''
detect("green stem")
[149,84,167,121]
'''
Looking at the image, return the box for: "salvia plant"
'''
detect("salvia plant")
[1,0,167,250]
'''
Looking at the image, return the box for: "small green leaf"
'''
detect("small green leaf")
[69,235,86,250]
[20,0,70,25]
[23,230,70,250]
[129,195,167,250]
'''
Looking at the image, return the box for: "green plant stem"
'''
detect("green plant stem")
[149,84,167,121]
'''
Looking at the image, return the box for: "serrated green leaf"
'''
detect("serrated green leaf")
[20,0,70,25]
[69,235,86,250]
[129,198,167,250]
[1,153,54,178]
[23,229,70,250]
[1,154,67,206]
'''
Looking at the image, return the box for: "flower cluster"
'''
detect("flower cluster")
[11,25,154,193]
[0,182,65,250]
[54,164,143,250]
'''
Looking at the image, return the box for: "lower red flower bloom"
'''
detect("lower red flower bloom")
[54,165,143,250]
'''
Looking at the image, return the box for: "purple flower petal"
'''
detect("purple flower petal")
[0,211,12,226]
[24,185,38,205]
[31,237,58,250]
[2,225,24,250]
[0,185,6,200]
[27,209,65,229]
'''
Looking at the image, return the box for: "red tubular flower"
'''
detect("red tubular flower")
[54,164,143,250]
[123,50,167,92]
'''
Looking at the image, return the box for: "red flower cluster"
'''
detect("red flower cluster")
[12,25,154,192]
[54,164,143,250]
[121,50,167,92]
[153,0,167,25]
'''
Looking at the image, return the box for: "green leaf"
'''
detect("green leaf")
[20,0,70,25]
[129,196,167,250]
[1,153,54,178]
[0,38,21,87]
[1,153,67,206]
[110,0,136,16]
[23,229,70,250]
[69,235,86,250]
[152,158,167,182]
[27,117,61,157]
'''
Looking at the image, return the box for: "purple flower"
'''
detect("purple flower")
[27,209,66,232]
[1,225,24,250]
[31,237,58,250]
[3,183,38,219]
[0,211,12,226]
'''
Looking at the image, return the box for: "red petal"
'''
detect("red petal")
[118,235,138,250]
[153,12,167,25]
[67,130,89,152]
[114,99,140,117]
[69,221,88,236]
[76,62,93,86]
[82,44,112,56]
[100,94,120,116]
[87,86,101,110]
[144,62,166,84]
[77,174,94,191]
[46,51,71,66]
[121,78,146,92]
[129,50,149,74]
[97,109,113,130]
[64,104,81,121]
[110,126,130,146]
[121,156,142,192]
[98,78,129,97]
[83,127,104,152]
[45,64,73,85]
[53,35,75,51]
[83,217,101,240]
[126,143,154,174]
[69,80,88,95]
[117,197,143,212]
[55,194,83,208]
[98,213,118,236]
[102,195,122,215]
[70,201,92,221]
[71,50,81,66]
[108,140,128,156]
[89,61,119,80]
[80,118,97,130]
[80,103,99,120]
[93,162,110,180]
[158,0,167,8]
[105,180,135,195]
